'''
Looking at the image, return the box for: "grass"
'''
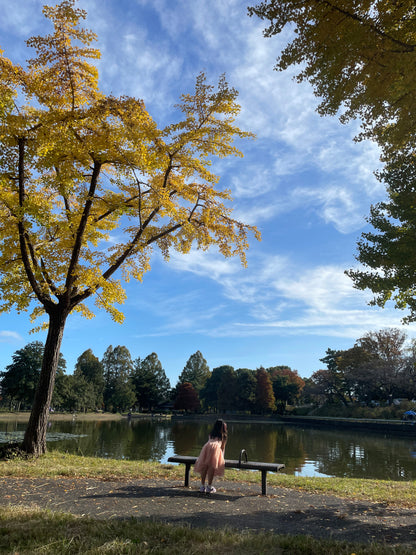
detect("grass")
[0,505,414,555]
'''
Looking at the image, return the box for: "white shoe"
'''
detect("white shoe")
[206,485,216,493]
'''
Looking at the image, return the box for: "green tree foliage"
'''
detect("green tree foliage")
[357,329,408,399]
[201,365,276,413]
[177,351,210,393]
[217,365,238,412]
[299,376,324,405]
[255,367,276,413]
[268,366,305,410]
[74,349,104,409]
[132,352,171,411]
[61,373,96,412]
[102,345,136,412]
[0,342,66,410]
[0,341,44,410]
[315,349,353,407]
[347,153,416,322]
[314,329,414,405]
[174,381,200,412]
[248,0,416,155]
[0,1,258,455]
[334,345,376,404]
[51,371,74,411]
[234,368,257,412]
[200,365,234,412]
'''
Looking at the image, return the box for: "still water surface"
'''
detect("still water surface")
[1,417,415,480]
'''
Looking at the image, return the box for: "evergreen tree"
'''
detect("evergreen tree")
[52,371,73,411]
[217,366,237,412]
[132,352,171,411]
[200,365,233,412]
[235,368,257,412]
[74,349,105,409]
[102,345,136,412]
[0,342,66,411]
[51,365,68,411]
[1,341,44,410]
[177,351,210,393]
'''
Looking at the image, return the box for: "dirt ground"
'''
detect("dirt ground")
[1,475,416,549]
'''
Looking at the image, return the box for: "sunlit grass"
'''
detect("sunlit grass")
[1,450,415,509]
[0,505,413,554]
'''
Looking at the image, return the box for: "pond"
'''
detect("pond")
[1,417,416,481]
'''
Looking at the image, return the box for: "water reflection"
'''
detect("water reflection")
[1,417,415,481]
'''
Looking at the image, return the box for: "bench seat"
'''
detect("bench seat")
[168,455,285,495]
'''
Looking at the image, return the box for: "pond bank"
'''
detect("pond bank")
[280,415,416,436]
[0,411,123,422]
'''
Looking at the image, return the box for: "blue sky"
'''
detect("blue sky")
[1,0,415,387]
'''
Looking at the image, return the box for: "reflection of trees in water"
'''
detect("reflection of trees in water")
[224,423,306,473]
[171,421,212,456]
[11,418,416,480]
[306,428,416,480]
[48,419,172,461]
[169,421,305,469]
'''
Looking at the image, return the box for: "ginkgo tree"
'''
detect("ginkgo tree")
[0,1,259,456]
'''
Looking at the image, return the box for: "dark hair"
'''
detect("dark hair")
[210,419,227,441]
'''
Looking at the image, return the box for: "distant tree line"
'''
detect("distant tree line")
[305,329,416,408]
[1,328,415,415]
[0,345,304,414]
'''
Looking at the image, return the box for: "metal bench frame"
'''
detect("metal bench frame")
[168,452,284,495]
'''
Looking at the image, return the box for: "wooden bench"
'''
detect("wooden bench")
[168,451,285,495]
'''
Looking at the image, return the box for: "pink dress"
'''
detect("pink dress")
[194,437,225,476]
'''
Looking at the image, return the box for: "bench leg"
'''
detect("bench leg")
[261,470,267,495]
[184,463,191,487]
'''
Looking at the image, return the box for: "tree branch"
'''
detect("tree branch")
[17,137,54,309]
[64,159,102,296]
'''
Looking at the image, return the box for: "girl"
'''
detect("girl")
[194,419,227,493]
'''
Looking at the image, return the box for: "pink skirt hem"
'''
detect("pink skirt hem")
[194,439,225,477]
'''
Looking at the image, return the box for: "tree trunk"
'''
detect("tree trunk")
[21,309,67,456]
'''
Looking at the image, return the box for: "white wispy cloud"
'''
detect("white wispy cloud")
[0,330,22,343]
[161,248,416,341]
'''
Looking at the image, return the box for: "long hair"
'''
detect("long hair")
[210,419,227,441]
